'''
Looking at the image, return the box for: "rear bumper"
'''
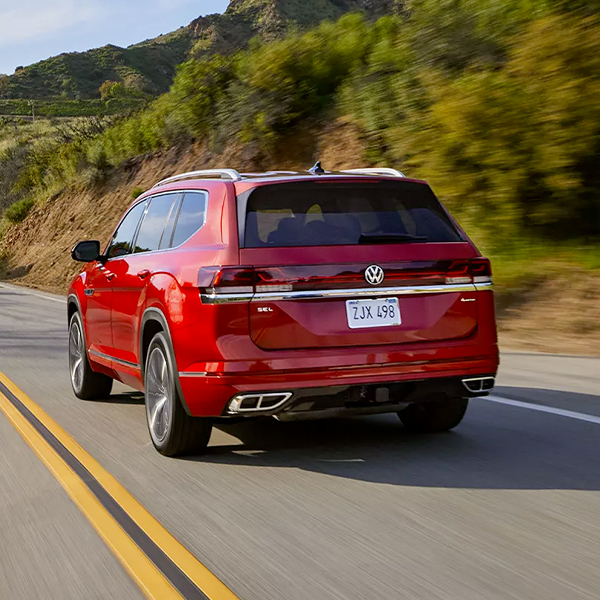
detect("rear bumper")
[224,375,496,421]
[178,351,499,416]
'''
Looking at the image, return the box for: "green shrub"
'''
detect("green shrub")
[405,13,600,243]
[4,196,35,223]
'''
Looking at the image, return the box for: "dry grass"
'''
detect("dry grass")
[497,269,600,356]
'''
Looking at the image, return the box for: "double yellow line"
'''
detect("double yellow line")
[0,373,240,600]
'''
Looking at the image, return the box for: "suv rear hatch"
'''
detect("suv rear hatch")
[214,179,490,350]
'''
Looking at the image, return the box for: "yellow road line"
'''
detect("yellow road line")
[0,373,240,600]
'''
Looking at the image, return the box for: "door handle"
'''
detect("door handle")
[105,273,116,282]
[137,270,150,280]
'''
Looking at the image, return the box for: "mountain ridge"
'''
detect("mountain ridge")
[0,0,404,102]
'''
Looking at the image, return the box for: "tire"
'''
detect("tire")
[144,332,212,457]
[68,312,113,400]
[398,397,469,433]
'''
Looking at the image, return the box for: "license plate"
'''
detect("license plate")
[346,298,401,329]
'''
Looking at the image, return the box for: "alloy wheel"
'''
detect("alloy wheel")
[69,319,84,392]
[145,347,172,444]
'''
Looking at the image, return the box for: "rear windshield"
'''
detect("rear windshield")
[240,181,462,248]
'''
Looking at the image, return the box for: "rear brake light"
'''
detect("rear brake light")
[445,258,492,285]
[255,268,293,292]
[198,258,492,300]
[198,267,256,296]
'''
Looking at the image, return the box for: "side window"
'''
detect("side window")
[106,201,147,259]
[159,195,181,250]
[134,193,178,254]
[170,192,207,248]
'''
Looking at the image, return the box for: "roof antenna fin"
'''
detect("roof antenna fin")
[309,161,325,174]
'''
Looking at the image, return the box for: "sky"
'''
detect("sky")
[0,0,230,75]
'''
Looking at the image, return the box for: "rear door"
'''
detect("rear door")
[238,179,487,351]
[110,192,180,366]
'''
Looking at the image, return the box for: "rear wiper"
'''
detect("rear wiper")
[359,233,427,244]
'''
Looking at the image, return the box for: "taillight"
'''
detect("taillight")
[255,268,293,292]
[198,267,256,297]
[198,258,492,301]
[445,258,492,285]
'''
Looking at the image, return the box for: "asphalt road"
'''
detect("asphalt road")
[0,282,599,600]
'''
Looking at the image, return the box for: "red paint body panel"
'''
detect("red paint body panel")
[241,250,481,350]
[82,264,113,356]
[69,174,499,417]
[249,292,478,350]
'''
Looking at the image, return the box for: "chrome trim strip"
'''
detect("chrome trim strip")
[178,372,208,378]
[201,293,254,304]
[89,350,140,370]
[474,282,494,292]
[253,284,477,301]
[201,283,482,304]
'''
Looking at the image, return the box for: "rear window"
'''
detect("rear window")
[171,191,207,247]
[241,181,462,248]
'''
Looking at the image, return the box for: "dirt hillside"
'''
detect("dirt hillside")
[0,119,365,291]
[1,120,599,356]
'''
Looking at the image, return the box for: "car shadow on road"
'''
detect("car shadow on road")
[188,392,600,491]
[93,392,145,405]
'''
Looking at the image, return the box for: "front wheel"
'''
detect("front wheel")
[398,397,469,433]
[144,332,212,457]
[69,312,113,400]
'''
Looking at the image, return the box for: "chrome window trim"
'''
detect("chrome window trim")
[201,282,493,304]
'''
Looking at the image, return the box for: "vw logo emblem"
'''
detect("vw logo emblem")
[364,264,385,286]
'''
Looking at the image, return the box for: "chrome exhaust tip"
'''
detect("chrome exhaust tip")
[227,392,293,414]
[462,376,495,394]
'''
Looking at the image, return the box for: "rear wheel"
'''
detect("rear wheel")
[68,312,113,400]
[398,397,469,433]
[144,332,212,457]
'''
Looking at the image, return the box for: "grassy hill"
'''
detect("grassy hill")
[0,34,192,101]
[0,0,404,103]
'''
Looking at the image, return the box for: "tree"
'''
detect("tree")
[0,74,9,98]
[99,80,124,100]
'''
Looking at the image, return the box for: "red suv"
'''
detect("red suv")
[68,166,498,456]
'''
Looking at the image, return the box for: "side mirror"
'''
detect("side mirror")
[72,240,102,263]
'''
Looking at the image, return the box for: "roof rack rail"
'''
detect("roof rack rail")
[153,169,242,188]
[242,170,300,177]
[340,168,405,178]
